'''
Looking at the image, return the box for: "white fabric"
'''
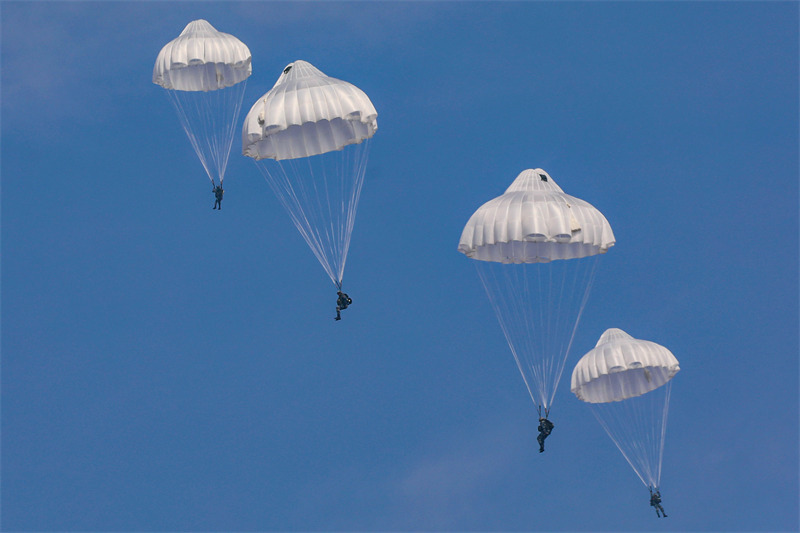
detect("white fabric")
[242,60,378,161]
[458,169,615,263]
[571,328,680,403]
[153,19,252,91]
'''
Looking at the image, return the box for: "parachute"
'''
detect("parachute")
[242,60,377,289]
[571,328,680,490]
[458,169,615,417]
[154,19,252,187]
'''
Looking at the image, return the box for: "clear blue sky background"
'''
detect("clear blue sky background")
[2,1,798,531]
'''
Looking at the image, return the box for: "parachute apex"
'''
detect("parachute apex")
[270,60,327,89]
[596,328,635,347]
[504,169,565,194]
[180,19,217,34]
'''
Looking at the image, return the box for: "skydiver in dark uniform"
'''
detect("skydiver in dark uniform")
[213,185,224,210]
[649,488,667,518]
[537,417,554,453]
[335,291,352,321]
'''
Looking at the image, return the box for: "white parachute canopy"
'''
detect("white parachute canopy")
[572,328,680,490]
[458,169,615,415]
[243,60,377,288]
[154,19,252,187]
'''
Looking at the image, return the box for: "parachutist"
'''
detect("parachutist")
[334,291,352,321]
[649,488,667,518]
[213,185,224,210]
[243,61,376,293]
[537,417,554,452]
[155,21,250,205]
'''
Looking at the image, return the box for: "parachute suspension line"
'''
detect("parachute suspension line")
[656,382,672,488]
[165,80,247,186]
[498,265,536,405]
[257,159,338,284]
[167,89,213,183]
[477,256,600,415]
[531,256,600,410]
[509,264,544,406]
[548,255,599,407]
[255,137,371,288]
[339,139,371,284]
[309,138,371,287]
[523,264,545,408]
[538,262,553,407]
[531,259,569,411]
[589,383,671,489]
[302,152,338,281]
[536,263,550,405]
[534,262,551,408]
[218,79,248,186]
[476,262,539,407]
[591,401,651,488]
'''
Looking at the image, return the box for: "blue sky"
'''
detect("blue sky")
[2,1,798,531]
